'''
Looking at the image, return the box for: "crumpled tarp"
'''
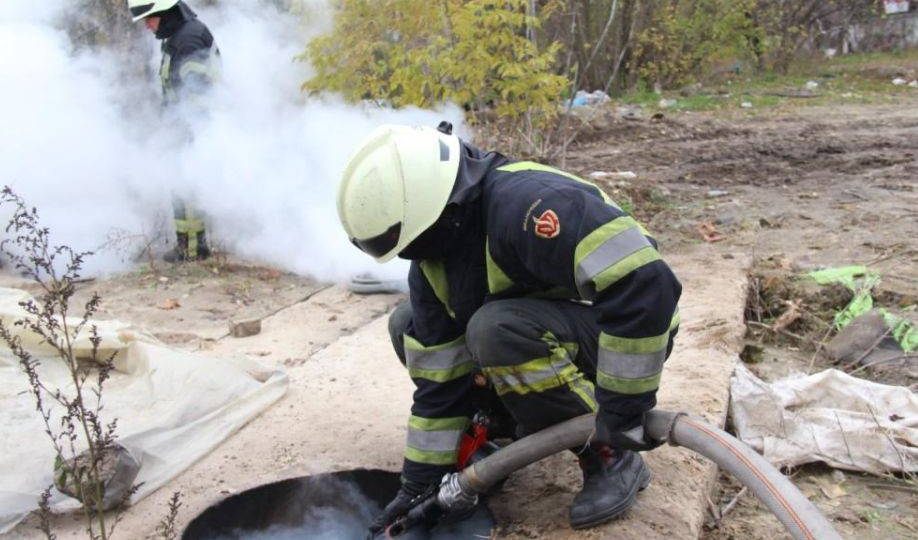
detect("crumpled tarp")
[730,364,918,474]
[0,287,289,533]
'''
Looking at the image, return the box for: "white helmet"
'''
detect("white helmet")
[337,125,461,263]
[127,0,179,22]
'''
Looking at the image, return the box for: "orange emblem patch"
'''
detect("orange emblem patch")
[533,209,560,239]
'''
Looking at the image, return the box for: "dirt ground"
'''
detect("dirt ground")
[564,98,918,539]
[4,97,917,540]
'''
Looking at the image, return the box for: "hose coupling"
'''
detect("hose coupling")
[437,473,478,512]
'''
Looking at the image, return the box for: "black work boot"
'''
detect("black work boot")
[569,446,651,529]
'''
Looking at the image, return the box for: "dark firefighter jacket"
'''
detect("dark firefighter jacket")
[400,145,682,483]
[155,3,221,108]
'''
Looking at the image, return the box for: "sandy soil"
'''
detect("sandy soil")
[4,97,918,540]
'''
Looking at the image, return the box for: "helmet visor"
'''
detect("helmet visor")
[130,3,156,18]
[351,222,402,259]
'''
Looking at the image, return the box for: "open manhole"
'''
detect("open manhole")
[182,469,495,539]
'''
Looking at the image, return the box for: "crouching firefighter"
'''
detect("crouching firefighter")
[336,124,681,537]
[128,0,221,261]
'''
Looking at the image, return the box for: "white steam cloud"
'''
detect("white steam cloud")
[0,0,464,280]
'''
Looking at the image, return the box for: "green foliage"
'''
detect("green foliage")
[631,0,758,89]
[302,0,568,129]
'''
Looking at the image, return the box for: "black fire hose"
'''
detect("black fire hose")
[390,410,844,540]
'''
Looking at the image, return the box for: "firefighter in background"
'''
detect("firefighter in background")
[337,124,682,536]
[129,0,221,261]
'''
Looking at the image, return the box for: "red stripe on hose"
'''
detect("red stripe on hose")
[681,417,817,540]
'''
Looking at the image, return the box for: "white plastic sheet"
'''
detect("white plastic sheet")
[730,363,918,474]
[0,288,288,533]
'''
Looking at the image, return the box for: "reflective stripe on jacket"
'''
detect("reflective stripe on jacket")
[400,160,681,483]
[160,18,221,107]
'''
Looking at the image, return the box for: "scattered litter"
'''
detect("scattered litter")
[798,192,819,199]
[885,0,911,14]
[706,189,729,198]
[730,364,918,474]
[229,318,262,338]
[589,171,637,180]
[806,267,917,352]
[740,101,753,108]
[892,78,907,86]
[825,48,837,58]
[568,89,611,107]
[841,92,854,98]
[156,298,181,310]
[910,80,918,88]
[698,222,726,242]
[158,276,170,284]
[617,106,642,121]
[659,98,678,109]
[805,80,819,90]
[807,265,867,285]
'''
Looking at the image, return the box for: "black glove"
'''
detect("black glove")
[595,410,664,452]
[367,478,435,538]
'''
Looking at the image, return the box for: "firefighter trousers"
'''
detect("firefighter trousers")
[388,298,604,438]
[172,199,208,259]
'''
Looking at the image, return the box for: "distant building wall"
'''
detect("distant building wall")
[848,10,918,52]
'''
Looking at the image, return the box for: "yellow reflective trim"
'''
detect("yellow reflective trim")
[407,415,469,432]
[484,334,594,405]
[597,371,662,394]
[599,329,670,355]
[592,247,661,292]
[403,333,464,353]
[484,362,580,396]
[419,259,456,319]
[178,60,213,80]
[544,333,597,411]
[404,446,457,465]
[408,362,473,383]
[485,239,514,295]
[574,217,643,267]
[174,218,204,234]
[497,161,614,205]
[570,377,599,412]
[160,53,175,102]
